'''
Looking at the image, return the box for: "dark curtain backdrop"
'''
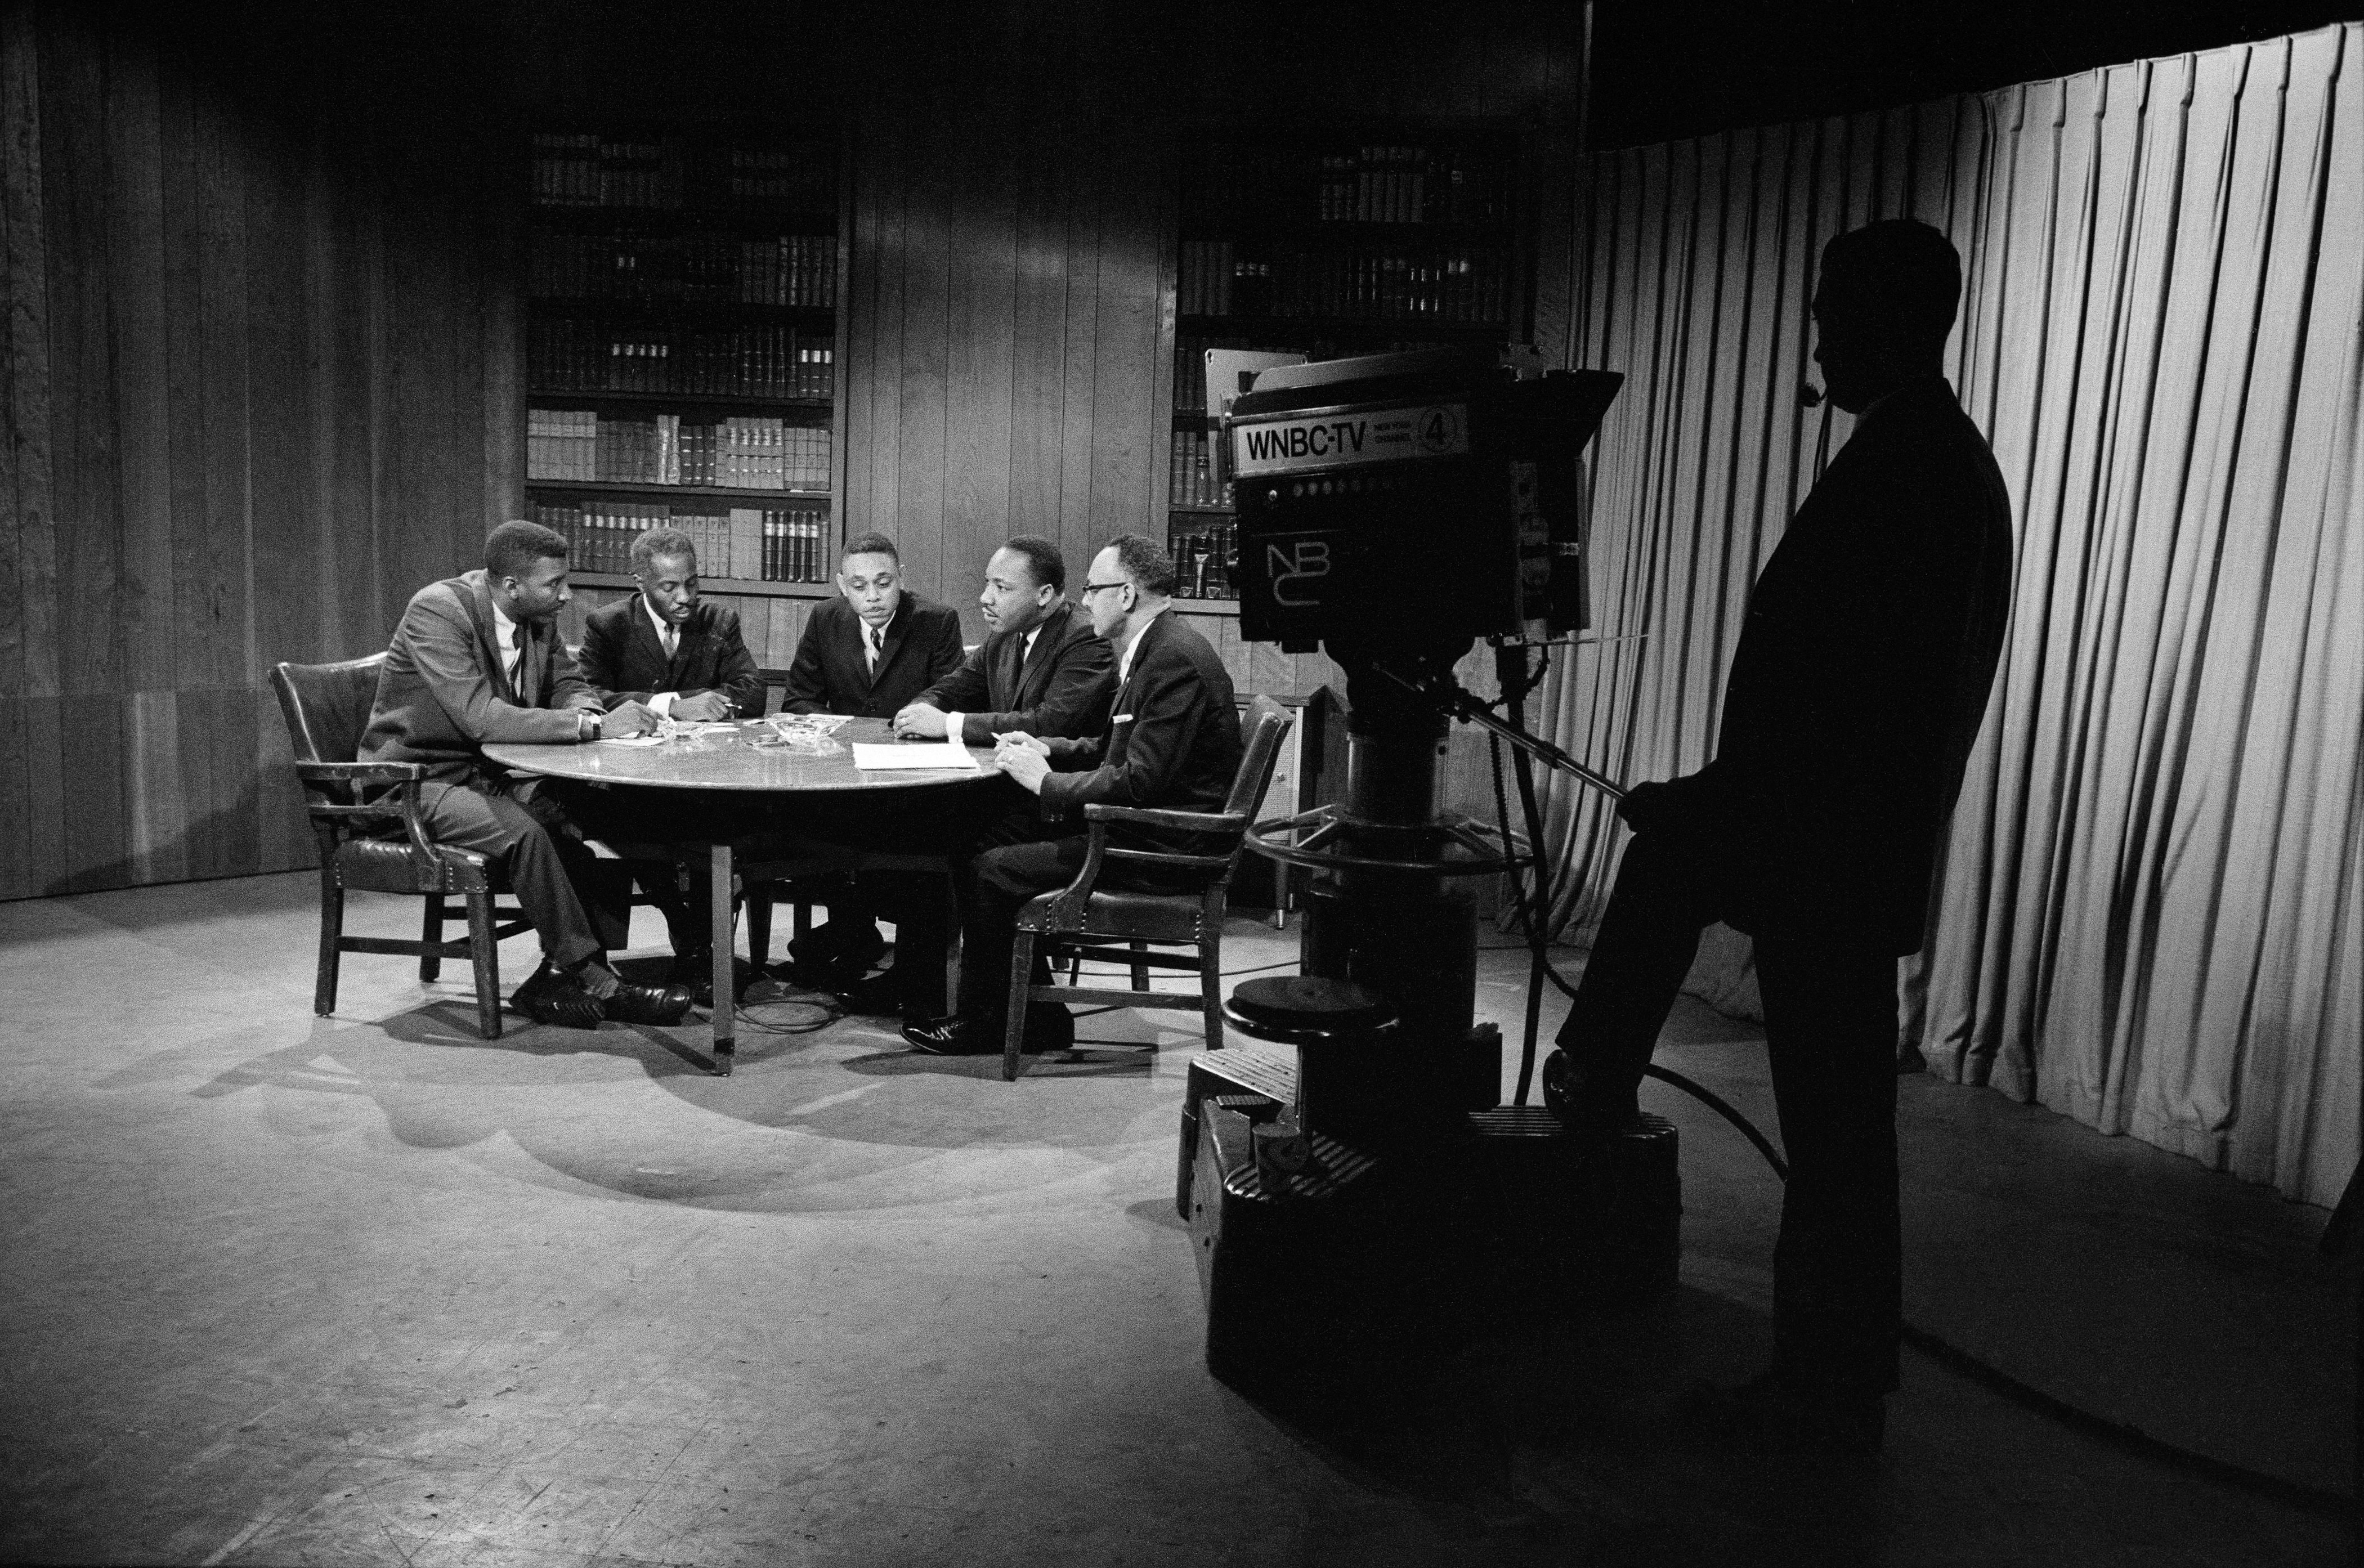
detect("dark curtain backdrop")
[1538,24,2361,1207]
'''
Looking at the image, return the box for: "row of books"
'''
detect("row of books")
[1179,243,1512,324]
[1189,141,1516,230]
[527,320,835,399]
[531,500,835,584]
[1168,428,1229,509]
[1168,525,1237,601]
[527,232,837,308]
[535,501,738,579]
[526,410,834,491]
[530,133,832,212]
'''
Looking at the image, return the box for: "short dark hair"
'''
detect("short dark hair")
[1818,219,1962,351]
[631,526,699,573]
[999,535,1066,594]
[840,531,899,565]
[485,519,569,581]
[1103,532,1177,598]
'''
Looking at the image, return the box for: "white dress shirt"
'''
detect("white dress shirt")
[948,623,1044,741]
[642,598,683,718]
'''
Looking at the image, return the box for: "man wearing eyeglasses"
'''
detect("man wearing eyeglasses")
[903,534,1242,1056]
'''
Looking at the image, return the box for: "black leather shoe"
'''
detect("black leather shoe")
[835,968,907,1018]
[512,966,602,1030]
[901,1010,1073,1055]
[789,921,886,977]
[601,980,694,1027]
[902,1014,997,1055]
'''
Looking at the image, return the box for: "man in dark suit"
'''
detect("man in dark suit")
[889,535,1114,747]
[1545,219,2015,1453]
[359,520,692,1029]
[773,532,967,988]
[573,526,768,997]
[902,534,1242,1056]
[575,526,765,723]
[778,531,965,719]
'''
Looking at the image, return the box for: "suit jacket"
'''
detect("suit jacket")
[359,568,602,785]
[575,595,765,717]
[780,592,966,719]
[1038,610,1242,839]
[914,601,1114,744]
[1671,376,2014,952]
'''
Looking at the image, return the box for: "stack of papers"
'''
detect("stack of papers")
[850,741,980,771]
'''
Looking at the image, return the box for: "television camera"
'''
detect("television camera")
[1177,347,1684,1400]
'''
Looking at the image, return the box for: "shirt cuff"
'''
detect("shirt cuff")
[947,712,966,742]
[648,692,678,719]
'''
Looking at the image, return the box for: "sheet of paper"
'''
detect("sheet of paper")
[850,741,980,772]
[599,735,666,747]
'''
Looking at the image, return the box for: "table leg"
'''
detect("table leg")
[711,840,735,1074]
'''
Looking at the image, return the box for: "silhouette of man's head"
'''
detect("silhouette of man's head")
[1812,219,1961,414]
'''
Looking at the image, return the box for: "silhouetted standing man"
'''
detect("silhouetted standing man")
[1547,219,2014,1453]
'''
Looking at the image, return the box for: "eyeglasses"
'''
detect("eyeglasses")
[1080,580,1130,597]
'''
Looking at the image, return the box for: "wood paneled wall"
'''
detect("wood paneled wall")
[0,3,514,899]
[2,0,1583,901]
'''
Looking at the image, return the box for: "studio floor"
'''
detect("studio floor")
[1,872,2352,1567]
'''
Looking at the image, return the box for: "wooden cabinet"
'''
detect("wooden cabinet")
[522,125,849,598]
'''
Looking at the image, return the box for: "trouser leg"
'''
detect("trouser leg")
[1756,933,1904,1400]
[955,835,1082,1020]
[1551,828,1723,1115]
[417,781,621,972]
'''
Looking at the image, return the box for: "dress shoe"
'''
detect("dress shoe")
[788,920,886,978]
[1677,1370,1886,1456]
[599,979,694,1027]
[834,967,907,1018]
[512,965,603,1030]
[902,1008,1073,1056]
[668,951,751,1010]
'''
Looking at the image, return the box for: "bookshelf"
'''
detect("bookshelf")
[522,126,849,596]
[1166,128,1529,604]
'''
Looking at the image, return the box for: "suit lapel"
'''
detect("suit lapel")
[627,599,670,683]
[465,574,518,703]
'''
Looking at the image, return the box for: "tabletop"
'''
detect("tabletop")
[484,717,997,793]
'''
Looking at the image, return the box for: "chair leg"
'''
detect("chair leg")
[315,863,344,1018]
[465,886,503,1041]
[745,888,774,967]
[419,894,446,982]
[1199,925,1225,1052]
[793,900,814,942]
[1130,940,1150,990]
[1004,929,1038,1082]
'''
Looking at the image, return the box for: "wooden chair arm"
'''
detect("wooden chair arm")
[293,762,438,870]
[1080,803,1247,833]
[294,761,429,786]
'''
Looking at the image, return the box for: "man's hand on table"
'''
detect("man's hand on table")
[669,692,732,723]
[891,701,950,739]
[600,700,659,740]
[992,731,1050,795]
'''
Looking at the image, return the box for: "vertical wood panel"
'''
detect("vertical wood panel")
[0,0,59,705]
[104,29,173,696]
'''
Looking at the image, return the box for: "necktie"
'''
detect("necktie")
[865,625,882,674]
[662,623,678,660]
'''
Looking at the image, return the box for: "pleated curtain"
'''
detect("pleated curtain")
[1538,24,2362,1208]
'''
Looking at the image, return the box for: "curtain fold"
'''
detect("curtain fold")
[1545,25,2361,1207]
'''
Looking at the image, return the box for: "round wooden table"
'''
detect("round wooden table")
[486,717,995,1071]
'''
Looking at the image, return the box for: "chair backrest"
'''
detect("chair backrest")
[270,653,388,766]
[1224,695,1295,819]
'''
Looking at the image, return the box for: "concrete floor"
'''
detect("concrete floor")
[0,872,2353,1567]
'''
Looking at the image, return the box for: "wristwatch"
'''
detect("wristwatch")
[577,710,599,743]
